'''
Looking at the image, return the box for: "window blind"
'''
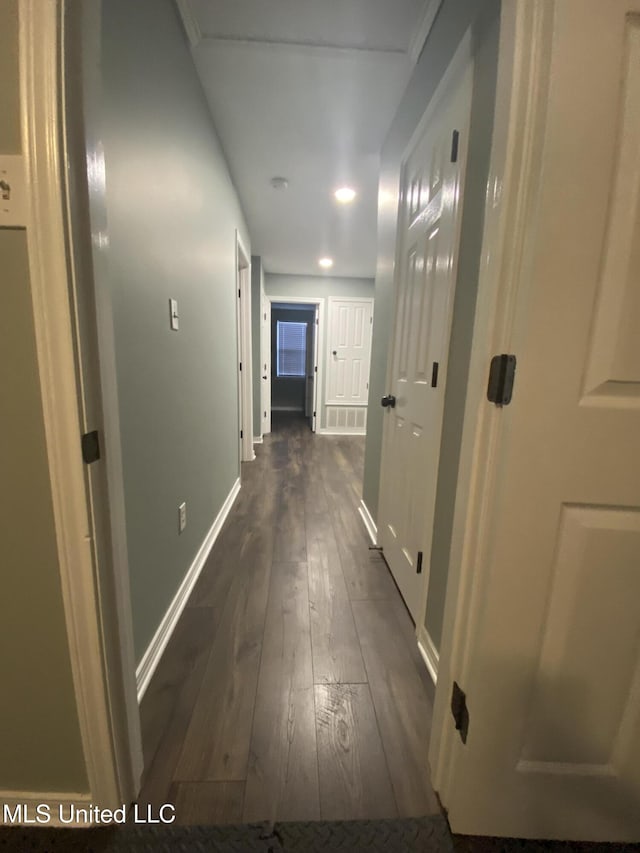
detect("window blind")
[277,321,307,377]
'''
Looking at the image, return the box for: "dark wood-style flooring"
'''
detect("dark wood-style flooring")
[137,413,439,825]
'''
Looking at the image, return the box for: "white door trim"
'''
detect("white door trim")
[428,0,555,803]
[267,295,325,431]
[236,232,254,463]
[19,0,140,808]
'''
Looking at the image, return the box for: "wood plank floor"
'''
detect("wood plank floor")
[137,413,440,825]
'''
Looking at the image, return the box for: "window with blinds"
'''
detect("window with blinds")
[276,321,307,377]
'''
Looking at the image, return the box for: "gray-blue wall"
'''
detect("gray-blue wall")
[102,0,251,662]
[362,0,501,650]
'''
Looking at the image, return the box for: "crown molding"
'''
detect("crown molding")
[408,0,443,65]
[175,0,202,48]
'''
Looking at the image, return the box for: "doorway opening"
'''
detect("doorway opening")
[266,297,322,434]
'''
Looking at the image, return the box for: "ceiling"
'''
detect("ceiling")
[176,0,441,278]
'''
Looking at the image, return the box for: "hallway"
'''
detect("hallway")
[137,414,439,824]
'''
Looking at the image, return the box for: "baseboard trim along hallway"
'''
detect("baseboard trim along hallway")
[135,478,241,702]
[418,629,439,686]
[358,499,378,546]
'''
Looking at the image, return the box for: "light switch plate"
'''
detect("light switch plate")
[169,298,179,331]
[0,155,27,227]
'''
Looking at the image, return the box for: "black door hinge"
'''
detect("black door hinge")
[239,362,242,371]
[487,354,516,406]
[238,288,241,298]
[313,411,316,417]
[314,365,318,373]
[431,362,439,388]
[450,130,459,163]
[416,551,423,574]
[240,429,243,439]
[81,430,101,464]
[451,681,469,744]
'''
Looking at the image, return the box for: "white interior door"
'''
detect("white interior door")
[261,295,271,435]
[327,298,373,406]
[305,307,318,428]
[436,2,640,841]
[377,44,472,621]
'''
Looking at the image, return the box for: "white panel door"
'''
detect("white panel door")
[439,2,640,841]
[377,44,472,621]
[261,295,271,435]
[327,298,373,406]
[305,307,318,427]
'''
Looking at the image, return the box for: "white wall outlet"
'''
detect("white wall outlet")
[169,298,179,331]
[178,501,187,533]
[0,155,27,227]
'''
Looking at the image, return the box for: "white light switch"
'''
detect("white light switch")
[0,155,27,227]
[169,298,179,331]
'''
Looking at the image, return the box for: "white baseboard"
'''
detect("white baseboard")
[418,628,439,686]
[358,500,378,546]
[316,428,367,436]
[0,792,92,827]
[253,435,263,444]
[135,478,241,702]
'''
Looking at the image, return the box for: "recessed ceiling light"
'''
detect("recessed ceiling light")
[318,257,334,269]
[334,186,356,204]
[270,176,289,190]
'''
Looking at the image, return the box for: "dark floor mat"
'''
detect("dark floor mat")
[0,816,452,853]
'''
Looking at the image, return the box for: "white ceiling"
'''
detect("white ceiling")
[177,0,440,278]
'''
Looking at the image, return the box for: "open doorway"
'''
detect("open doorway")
[266,297,323,433]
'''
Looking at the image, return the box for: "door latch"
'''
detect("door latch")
[381,395,396,409]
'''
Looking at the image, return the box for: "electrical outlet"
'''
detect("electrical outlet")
[178,502,187,533]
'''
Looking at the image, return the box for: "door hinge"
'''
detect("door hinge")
[238,288,241,298]
[264,411,266,418]
[431,361,439,388]
[313,411,316,417]
[451,681,469,744]
[239,362,242,371]
[314,365,318,373]
[240,429,243,439]
[450,129,459,163]
[487,354,516,406]
[416,551,423,574]
[81,430,101,464]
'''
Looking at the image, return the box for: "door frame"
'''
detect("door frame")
[17,0,142,809]
[267,295,325,432]
[428,0,555,807]
[260,289,271,436]
[236,232,254,463]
